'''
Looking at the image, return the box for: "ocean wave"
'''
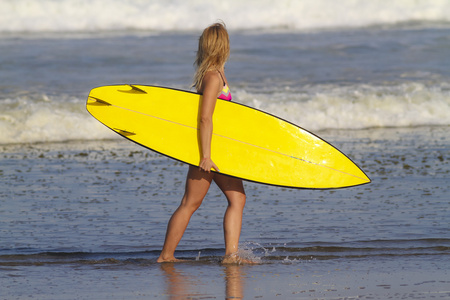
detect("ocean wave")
[0,94,117,145]
[239,82,450,131]
[0,82,449,145]
[1,0,450,34]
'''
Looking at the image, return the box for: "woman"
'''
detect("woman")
[157,22,247,264]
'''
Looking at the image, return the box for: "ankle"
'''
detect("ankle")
[157,253,176,263]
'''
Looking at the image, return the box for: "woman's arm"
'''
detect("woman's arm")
[198,72,221,172]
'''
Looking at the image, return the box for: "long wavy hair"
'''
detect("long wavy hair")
[193,22,230,91]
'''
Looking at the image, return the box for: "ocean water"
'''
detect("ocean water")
[1,1,450,299]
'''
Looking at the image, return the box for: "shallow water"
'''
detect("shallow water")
[2,126,448,258]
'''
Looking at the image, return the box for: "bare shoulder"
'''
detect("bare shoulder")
[203,70,221,82]
[200,71,222,94]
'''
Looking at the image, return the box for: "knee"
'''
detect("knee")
[180,196,203,213]
[228,193,246,209]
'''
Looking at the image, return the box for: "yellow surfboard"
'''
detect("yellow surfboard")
[86,85,370,189]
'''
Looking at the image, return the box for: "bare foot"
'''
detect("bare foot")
[221,253,260,265]
[157,256,186,263]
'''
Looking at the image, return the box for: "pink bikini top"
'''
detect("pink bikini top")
[217,71,232,101]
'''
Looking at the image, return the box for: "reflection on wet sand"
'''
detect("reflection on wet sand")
[224,264,244,299]
[160,262,245,299]
[160,263,196,299]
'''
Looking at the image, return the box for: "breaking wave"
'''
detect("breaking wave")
[1,82,449,145]
[1,0,450,34]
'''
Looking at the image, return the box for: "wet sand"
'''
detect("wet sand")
[3,256,449,299]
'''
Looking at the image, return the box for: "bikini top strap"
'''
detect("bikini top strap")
[217,70,226,87]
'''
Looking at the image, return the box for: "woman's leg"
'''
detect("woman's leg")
[213,174,246,257]
[157,166,214,262]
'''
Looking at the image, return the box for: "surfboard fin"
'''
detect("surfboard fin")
[87,97,111,106]
[113,128,136,136]
[118,85,148,94]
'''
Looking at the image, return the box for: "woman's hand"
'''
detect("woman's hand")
[199,157,219,173]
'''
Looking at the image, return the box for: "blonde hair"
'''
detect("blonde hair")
[193,22,230,90]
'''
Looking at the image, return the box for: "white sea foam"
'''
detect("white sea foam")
[0,95,116,145]
[237,82,450,131]
[1,0,450,34]
[0,83,449,145]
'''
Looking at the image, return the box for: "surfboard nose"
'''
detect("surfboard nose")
[350,171,371,187]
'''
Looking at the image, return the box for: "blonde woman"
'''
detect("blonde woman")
[157,23,247,264]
